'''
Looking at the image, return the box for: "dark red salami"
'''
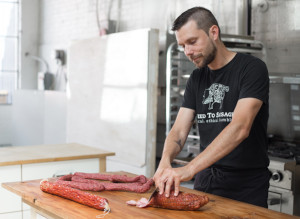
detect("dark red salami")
[40,179,110,211]
[57,174,153,193]
[102,179,154,193]
[56,173,153,193]
[74,172,147,184]
[127,190,209,210]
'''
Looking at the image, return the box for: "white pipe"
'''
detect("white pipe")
[235,0,248,35]
[25,52,49,73]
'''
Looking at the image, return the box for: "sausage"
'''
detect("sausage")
[127,190,209,210]
[74,172,148,184]
[102,179,154,193]
[57,176,153,192]
[40,179,110,211]
[56,175,104,191]
[149,190,209,210]
[55,178,105,191]
[56,173,153,193]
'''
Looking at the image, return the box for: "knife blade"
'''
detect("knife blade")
[148,187,158,201]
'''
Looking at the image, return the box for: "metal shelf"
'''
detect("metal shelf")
[269,76,300,84]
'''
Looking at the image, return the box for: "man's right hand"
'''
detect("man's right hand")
[153,161,195,198]
[153,162,172,194]
[153,108,196,197]
[153,161,183,198]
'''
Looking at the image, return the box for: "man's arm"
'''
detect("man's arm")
[187,97,263,173]
[153,107,195,196]
[156,97,263,197]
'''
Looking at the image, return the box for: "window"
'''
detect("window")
[0,0,20,104]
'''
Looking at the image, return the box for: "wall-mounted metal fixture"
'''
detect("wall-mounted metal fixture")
[258,0,269,12]
[52,50,66,65]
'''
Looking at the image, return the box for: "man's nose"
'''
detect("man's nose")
[184,45,193,56]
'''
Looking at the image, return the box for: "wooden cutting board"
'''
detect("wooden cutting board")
[2,171,299,219]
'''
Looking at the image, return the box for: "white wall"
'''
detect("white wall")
[36,0,239,72]
[0,105,12,146]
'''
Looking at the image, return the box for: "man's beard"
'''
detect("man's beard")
[191,41,217,68]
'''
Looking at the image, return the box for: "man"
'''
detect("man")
[153,7,270,208]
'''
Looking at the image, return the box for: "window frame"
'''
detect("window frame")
[0,0,21,104]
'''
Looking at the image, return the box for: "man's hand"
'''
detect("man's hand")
[153,164,194,198]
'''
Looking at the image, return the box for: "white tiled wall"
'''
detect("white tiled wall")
[37,0,300,76]
[37,0,240,74]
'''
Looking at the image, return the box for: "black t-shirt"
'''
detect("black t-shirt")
[182,53,269,169]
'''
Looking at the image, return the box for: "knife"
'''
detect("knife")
[148,187,158,201]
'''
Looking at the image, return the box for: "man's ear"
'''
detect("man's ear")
[209,25,219,41]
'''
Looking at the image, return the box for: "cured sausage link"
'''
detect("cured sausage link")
[74,172,147,184]
[57,174,72,181]
[127,190,209,210]
[103,179,154,193]
[71,175,154,192]
[40,179,110,211]
[149,191,209,210]
[56,178,105,191]
[56,175,154,193]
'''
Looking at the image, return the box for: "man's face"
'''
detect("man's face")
[175,20,217,68]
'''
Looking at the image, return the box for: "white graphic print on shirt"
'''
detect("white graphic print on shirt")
[197,83,232,124]
[202,83,229,110]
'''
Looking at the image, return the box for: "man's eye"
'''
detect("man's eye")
[177,45,184,52]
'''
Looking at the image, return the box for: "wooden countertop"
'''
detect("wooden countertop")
[2,171,299,219]
[0,143,115,166]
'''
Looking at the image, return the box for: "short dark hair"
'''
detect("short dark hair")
[172,7,221,36]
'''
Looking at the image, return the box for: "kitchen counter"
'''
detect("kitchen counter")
[0,143,115,172]
[2,171,300,219]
